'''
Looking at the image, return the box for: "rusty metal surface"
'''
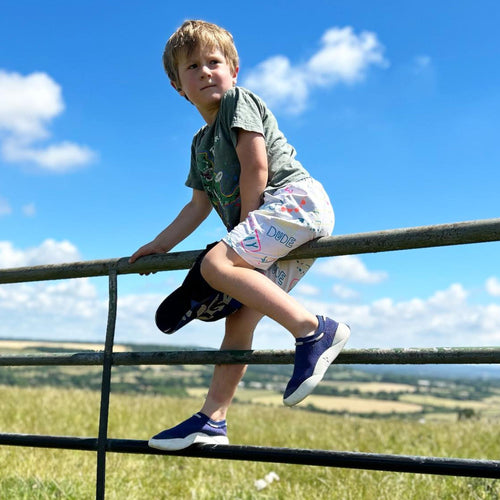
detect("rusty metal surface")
[1,347,499,366]
[0,433,499,478]
[1,218,499,284]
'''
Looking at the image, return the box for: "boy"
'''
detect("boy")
[129,19,350,451]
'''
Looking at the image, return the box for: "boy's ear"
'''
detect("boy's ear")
[232,66,239,86]
[170,81,185,96]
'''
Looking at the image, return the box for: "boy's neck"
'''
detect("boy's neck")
[198,103,220,126]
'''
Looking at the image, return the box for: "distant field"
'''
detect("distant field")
[190,385,500,416]
[0,340,500,420]
[189,387,424,415]
[296,395,423,413]
[1,385,500,500]
[192,387,425,415]
[3,340,500,422]
[400,394,493,411]
[189,386,500,420]
[1,339,500,497]
[322,381,417,393]
[0,339,130,352]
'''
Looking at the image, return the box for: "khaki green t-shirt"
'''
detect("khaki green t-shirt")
[186,86,310,230]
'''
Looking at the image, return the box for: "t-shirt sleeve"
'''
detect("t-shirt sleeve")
[223,88,265,148]
[185,134,204,190]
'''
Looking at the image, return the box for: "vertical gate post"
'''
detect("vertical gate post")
[96,269,118,499]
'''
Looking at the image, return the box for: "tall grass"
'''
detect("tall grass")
[0,385,499,499]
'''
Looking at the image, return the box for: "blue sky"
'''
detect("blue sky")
[0,0,499,350]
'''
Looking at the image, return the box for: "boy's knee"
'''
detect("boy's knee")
[200,248,221,282]
[200,242,252,283]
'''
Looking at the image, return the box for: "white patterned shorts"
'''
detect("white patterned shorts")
[222,177,335,292]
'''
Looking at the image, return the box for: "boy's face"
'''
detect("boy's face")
[174,45,238,122]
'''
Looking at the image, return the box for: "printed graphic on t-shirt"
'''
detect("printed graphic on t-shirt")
[196,150,240,227]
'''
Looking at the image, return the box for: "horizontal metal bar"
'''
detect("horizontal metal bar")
[0,433,498,478]
[0,433,98,451]
[1,347,499,367]
[289,217,500,261]
[1,218,499,284]
[113,440,500,479]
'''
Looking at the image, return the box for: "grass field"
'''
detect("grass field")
[189,386,499,417]
[1,385,500,499]
[244,391,424,414]
[400,393,492,410]
[322,381,417,393]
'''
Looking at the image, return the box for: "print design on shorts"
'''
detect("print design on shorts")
[260,256,274,264]
[276,186,309,223]
[240,216,262,253]
[281,198,306,214]
[275,187,325,233]
[266,225,297,249]
[286,261,311,291]
[269,265,287,288]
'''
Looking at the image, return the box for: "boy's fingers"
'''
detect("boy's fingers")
[128,243,163,265]
[129,249,145,264]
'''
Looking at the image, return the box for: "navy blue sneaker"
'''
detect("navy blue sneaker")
[148,412,229,451]
[283,316,350,407]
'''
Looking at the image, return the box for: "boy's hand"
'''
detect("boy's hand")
[129,240,166,264]
[129,240,167,275]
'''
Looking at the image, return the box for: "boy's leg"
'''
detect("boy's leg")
[200,305,263,421]
[200,242,319,339]
[148,305,262,451]
[201,242,350,407]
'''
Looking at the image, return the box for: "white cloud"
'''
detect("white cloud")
[243,55,309,113]
[0,239,182,345]
[0,278,108,341]
[0,71,62,139]
[332,283,359,300]
[0,70,96,172]
[308,27,387,85]
[2,137,95,172]
[242,26,388,114]
[1,240,498,351]
[0,239,104,341]
[428,283,468,308]
[0,196,12,216]
[486,277,500,297]
[292,282,500,350]
[0,239,81,268]
[294,282,320,296]
[1,275,499,351]
[314,255,388,284]
[480,304,500,332]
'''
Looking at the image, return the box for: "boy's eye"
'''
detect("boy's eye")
[188,63,198,69]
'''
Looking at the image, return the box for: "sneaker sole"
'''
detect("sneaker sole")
[283,322,351,407]
[148,432,229,451]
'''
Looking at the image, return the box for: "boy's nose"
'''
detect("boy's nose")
[201,65,212,78]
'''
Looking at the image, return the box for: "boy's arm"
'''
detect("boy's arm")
[129,188,212,264]
[236,130,268,221]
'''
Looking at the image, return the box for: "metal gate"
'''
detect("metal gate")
[1,218,500,498]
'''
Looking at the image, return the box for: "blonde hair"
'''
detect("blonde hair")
[163,20,239,89]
